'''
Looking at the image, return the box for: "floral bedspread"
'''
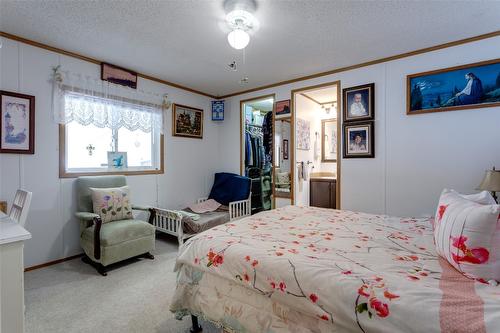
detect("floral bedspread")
[170,206,500,333]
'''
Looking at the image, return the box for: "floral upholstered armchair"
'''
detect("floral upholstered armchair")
[75,175,156,276]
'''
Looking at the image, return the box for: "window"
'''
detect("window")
[59,90,164,177]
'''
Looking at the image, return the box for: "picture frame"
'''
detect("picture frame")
[211,100,224,121]
[0,90,35,154]
[275,99,291,117]
[343,83,375,122]
[283,139,289,160]
[172,104,203,139]
[321,119,337,162]
[407,58,500,115]
[343,121,374,158]
[101,62,138,89]
[107,151,128,169]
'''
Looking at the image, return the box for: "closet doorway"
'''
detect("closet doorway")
[240,94,275,214]
[291,81,341,209]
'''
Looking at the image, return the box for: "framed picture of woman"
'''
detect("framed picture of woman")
[343,121,374,158]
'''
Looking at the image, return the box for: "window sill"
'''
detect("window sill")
[59,168,164,178]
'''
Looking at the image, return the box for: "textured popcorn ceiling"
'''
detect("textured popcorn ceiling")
[1,0,499,97]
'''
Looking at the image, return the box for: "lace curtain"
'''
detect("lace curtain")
[52,69,164,133]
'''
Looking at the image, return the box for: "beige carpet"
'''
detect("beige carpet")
[24,234,219,333]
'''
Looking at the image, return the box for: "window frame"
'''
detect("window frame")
[59,124,164,178]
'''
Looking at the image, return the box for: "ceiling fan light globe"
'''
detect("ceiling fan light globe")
[228,29,250,50]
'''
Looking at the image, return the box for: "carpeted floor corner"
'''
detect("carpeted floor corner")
[24,234,220,333]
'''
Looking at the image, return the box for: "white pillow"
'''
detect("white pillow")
[434,189,500,281]
[456,190,497,205]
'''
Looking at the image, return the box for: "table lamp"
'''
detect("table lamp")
[477,167,500,203]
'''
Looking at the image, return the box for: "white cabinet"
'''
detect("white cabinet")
[0,214,31,333]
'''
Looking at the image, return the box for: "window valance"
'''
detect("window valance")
[52,69,164,133]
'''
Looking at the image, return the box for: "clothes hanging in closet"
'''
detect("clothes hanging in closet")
[262,111,273,170]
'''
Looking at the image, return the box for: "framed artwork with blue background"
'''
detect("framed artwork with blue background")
[407,58,500,115]
[212,100,224,121]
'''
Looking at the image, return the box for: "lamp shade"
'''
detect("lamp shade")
[477,169,500,192]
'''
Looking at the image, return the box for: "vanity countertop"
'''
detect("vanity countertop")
[310,176,336,180]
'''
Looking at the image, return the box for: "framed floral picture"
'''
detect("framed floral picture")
[0,91,35,154]
[172,104,203,139]
[343,121,374,158]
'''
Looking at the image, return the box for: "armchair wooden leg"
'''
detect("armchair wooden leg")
[144,252,154,260]
[82,255,107,276]
[190,315,202,333]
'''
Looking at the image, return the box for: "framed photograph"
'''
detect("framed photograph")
[343,121,374,158]
[107,151,128,169]
[407,58,500,115]
[343,83,375,122]
[101,62,138,89]
[275,99,291,117]
[0,91,35,154]
[172,104,203,139]
[212,100,224,121]
[283,139,289,160]
[321,119,337,162]
[296,118,310,150]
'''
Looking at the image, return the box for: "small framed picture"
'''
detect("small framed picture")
[107,151,128,169]
[212,100,224,121]
[283,139,289,160]
[0,91,35,154]
[275,99,291,117]
[343,121,374,158]
[343,83,374,122]
[101,63,138,89]
[172,104,203,139]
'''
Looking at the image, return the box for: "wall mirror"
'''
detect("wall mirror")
[321,119,337,162]
[274,119,291,198]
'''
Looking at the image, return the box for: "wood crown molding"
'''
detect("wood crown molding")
[2,29,500,100]
[219,30,500,99]
[0,31,218,99]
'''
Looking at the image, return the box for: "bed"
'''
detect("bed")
[170,205,500,332]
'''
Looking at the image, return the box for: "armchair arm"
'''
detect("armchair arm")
[131,205,156,224]
[74,212,102,259]
[75,211,100,221]
[131,204,151,211]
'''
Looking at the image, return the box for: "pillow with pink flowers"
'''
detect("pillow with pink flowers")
[434,189,500,282]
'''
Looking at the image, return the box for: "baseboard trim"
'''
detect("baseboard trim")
[24,253,84,272]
